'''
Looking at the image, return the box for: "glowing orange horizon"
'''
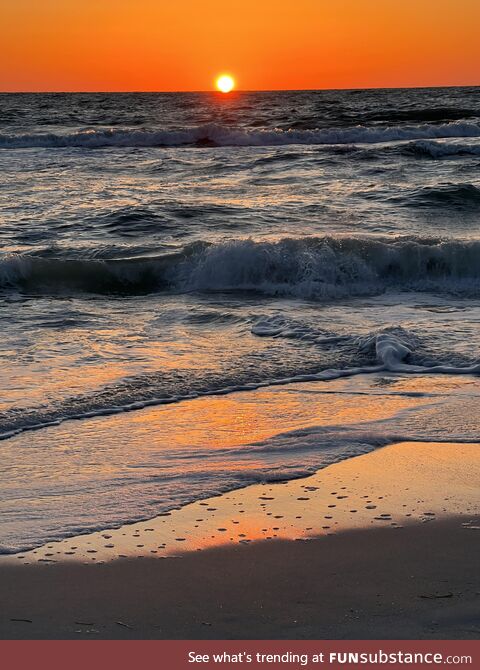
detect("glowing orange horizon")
[0,1,479,92]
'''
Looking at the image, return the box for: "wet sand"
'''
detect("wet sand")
[1,441,479,639]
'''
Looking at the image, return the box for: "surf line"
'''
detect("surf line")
[1,332,480,443]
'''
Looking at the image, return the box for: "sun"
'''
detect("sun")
[216,74,235,93]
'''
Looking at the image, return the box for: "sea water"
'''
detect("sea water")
[1,88,480,552]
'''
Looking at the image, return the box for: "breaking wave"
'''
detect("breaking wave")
[3,236,480,298]
[2,120,480,149]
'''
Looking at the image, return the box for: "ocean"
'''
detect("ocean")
[1,87,480,553]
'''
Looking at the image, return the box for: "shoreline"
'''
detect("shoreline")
[2,368,478,562]
[3,440,478,565]
[1,440,479,639]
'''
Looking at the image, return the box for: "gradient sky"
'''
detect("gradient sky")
[1,0,479,92]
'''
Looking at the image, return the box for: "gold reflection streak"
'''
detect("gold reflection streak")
[129,388,425,451]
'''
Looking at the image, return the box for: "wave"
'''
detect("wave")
[366,107,480,124]
[84,203,244,237]
[0,253,170,294]
[91,205,174,236]
[4,236,480,298]
[397,183,480,209]
[2,120,480,149]
[404,140,480,158]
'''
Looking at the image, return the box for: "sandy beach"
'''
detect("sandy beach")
[1,440,479,640]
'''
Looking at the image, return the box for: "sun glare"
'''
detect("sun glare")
[216,74,235,93]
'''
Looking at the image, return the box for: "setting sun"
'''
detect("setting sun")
[216,74,235,93]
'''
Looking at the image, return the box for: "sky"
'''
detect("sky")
[1,0,479,92]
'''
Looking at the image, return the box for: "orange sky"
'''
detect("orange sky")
[1,0,479,92]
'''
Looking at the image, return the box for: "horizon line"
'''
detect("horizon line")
[1,83,479,95]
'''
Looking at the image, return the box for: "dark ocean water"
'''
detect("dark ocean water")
[1,87,480,552]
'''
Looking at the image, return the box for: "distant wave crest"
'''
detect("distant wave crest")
[404,140,480,158]
[2,121,480,148]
